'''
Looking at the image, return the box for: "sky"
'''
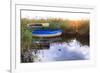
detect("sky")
[21,10,90,20]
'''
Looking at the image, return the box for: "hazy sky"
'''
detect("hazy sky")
[21,10,90,20]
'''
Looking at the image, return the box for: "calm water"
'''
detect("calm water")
[32,38,89,62]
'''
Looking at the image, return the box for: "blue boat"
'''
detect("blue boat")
[32,29,62,37]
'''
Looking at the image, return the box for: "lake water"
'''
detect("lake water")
[32,38,89,62]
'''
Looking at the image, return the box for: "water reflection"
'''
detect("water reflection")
[32,38,89,62]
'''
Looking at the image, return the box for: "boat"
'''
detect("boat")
[32,29,62,37]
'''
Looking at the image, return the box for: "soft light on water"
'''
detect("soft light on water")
[32,39,89,62]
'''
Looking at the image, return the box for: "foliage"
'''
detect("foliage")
[21,18,89,35]
[21,18,89,44]
[21,18,32,53]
